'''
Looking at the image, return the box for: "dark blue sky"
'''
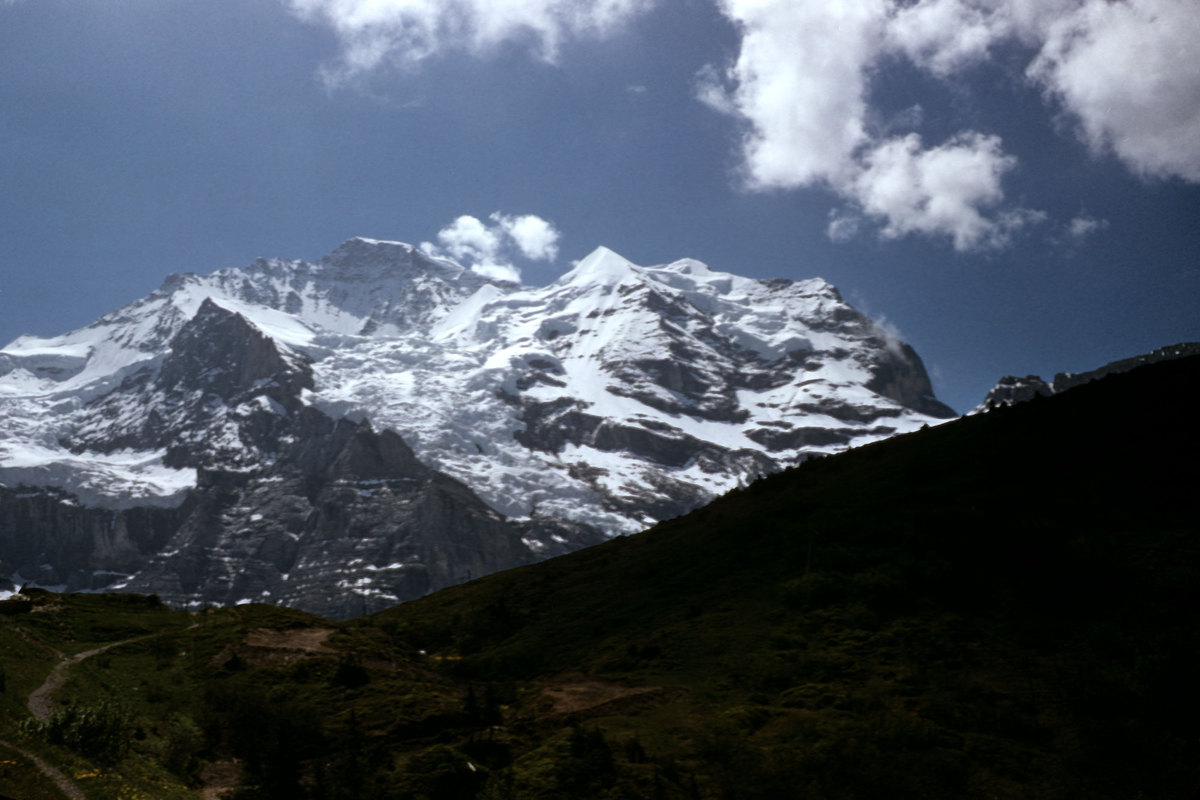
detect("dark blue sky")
[2,0,1197,413]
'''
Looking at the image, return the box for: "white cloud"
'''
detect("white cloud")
[428,215,503,265]
[285,0,655,84]
[421,212,560,282]
[851,132,1023,251]
[1066,213,1109,242]
[702,0,884,191]
[1029,0,1200,182]
[826,210,862,244]
[887,0,1000,77]
[289,0,1200,251]
[895,0,1200,182]
[492,212,560,261]
[703,0,1036,250]
[703,0,1200,251]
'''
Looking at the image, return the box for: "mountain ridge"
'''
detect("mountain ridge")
[973,341,1200,411]
[1,237,955,613]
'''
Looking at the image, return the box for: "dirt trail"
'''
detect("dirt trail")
[243,626,334,653]
[0,739,86,799]
[539,677,661,716]
[6,615,202,798]
[4,631,160,800]
[27,634,155,723]
[197,759,241,800]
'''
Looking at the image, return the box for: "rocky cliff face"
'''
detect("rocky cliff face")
[120,418,603,620]
[0,485,181,591]
[66,298,315,470]
[2,298,601,617]
[0,238,955,615]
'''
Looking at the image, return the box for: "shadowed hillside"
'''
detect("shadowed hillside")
[2,355,1197,799]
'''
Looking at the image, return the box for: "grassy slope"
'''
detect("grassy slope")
[0,593,196,799]
[0,355,1196,799]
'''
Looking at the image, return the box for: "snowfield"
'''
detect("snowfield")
[0,238,954,534]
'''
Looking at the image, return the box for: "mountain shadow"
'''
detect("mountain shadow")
[376,353,1199,798]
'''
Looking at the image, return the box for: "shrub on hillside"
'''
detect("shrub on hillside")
[22,700,135,763]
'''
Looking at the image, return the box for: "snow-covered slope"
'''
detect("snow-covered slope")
[2,237,953,529]
[0,238,955,611]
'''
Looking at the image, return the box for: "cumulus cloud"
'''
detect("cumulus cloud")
[421,212,561,282]
[426,215,502,265]
[890,0,1200,181]
[493,213,560,261]
[699,1,882,191]
[701,0,1037,251]
[284,0,654,84]
[703,0,1200,251]
[1029,0,1200,181]
[850,132,1024,250]
[887,0,1001,76]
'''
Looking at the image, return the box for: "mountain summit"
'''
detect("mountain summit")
[0,238,954,614]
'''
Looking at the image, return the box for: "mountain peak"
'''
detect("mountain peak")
[156,298,311,399]
[316,237,468,284]
[555,246,641,287]
[329,236,416,258]
[656,257,714,277]
[321,237,413,269]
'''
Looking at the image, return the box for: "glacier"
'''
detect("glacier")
[1,237,954,534]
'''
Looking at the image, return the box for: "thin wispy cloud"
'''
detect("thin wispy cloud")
[421,212,561,282]
[1063,213,1110,246]
[284,0,654,84]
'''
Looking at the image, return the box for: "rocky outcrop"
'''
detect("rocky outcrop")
[975,342,1200,412]
[158,298,313,399]
[976,375,1055,410]
[1050,342,1200,394]
[864,339,957,418]
[119,417,605,619]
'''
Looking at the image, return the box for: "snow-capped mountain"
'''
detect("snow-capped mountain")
[0,238,954,615]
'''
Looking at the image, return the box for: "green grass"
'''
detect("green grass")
[0,624,58,717]
[0,743,72,800]
[6,591,187,655]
